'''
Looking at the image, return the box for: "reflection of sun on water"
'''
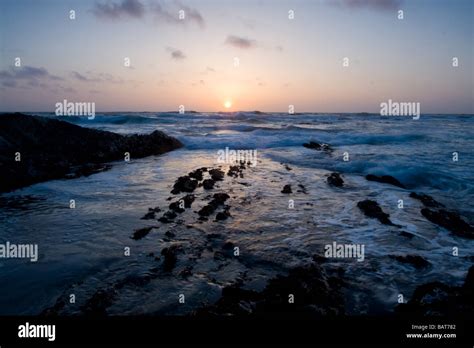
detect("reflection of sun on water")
[224,100,232,109]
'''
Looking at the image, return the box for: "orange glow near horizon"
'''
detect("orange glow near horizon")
[224,100,232,109]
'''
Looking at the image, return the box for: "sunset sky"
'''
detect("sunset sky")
[0,0,473,113]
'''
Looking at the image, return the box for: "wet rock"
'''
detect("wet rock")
[216,207,231,221]
[223,241,234,250]
[141,211,156,220]
[202,179,215,190]
[365,174,406,189]
[81,289,117,316]
[409,192,444,208]
[281,184,292,194]
[141,206,161,220]
[158,210,177,223]
[213,251,226,261]
[327,173,344,187]
[171,175,198,194]
[198,204,216,217]
[227,165,242,178]
[161,245,181,272]
[199,194,230,217]
[390,255,431,269]
[0,113,183,192]
[131,226,154,240]
[396,266,474,316]
[188,168,204,181]
[164,231,175,238]
[303,141,332,152]
[193,263,345,317]
[421,208,474,239]
[284,164,292,171]
[169,201,185,213]
[213,193,230,204]
[209,169,224,181]
[181,194,195,208]
[357,199,398,226]
[179,266,193,278]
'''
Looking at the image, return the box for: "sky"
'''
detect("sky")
[0,0,473,113]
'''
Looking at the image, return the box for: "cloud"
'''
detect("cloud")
[335,0,403,11]
[92,0,145,19]
[0,66,63,89]
[71,71,126,84]
[225,35,257,49]
[151,2,205,28]
[167,47,186,60]
[71,71,100,82]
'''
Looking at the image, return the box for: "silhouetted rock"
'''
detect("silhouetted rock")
[303,141,332,152]
[409,192,444,208]
[396,266,474,316]
[390,255,431,269]
[202,179,215,190]
[131,226,154,240]
[158,210,177,223]
[169,194,194,213]
[198,193,230,217]
[171,175,198,194]
[421,208,474,239]
[281,184,292,194]
[141,206,160,220]
[0,113,183,192]
[357,199,398,226]
[327,173,344,187]
[216,207,231,221]
[161,245,181,272]
[209,169,224,181]
[188,168,205,181]
[193,263,345,317]
[365,174,406,188]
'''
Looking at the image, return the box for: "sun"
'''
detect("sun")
[224,100,232,109]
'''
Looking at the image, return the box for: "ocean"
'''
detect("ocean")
[1,112,473,315]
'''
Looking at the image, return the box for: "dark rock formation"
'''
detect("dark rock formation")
[202,179,215,190]
[193,263,345,317]
[171,176,198,194]
[131,226,154,240]
[327,172,344,187]
[158,210,177,223]
[396,266,474,316]
[409,192,444,208]
[389,255,431,269]
[209,169,224,181]
[365,174,406,188]
[357,199,398,226]
[0,113,183,192]
[421,208,474,239]
[161,245,182,272]
[303,141,332,152]
[198,193,230,217]
[281,184,292,194]
[141,207,161,220]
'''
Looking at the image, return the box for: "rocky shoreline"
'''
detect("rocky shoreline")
[39,139,474,317]
[0,113,183,192]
